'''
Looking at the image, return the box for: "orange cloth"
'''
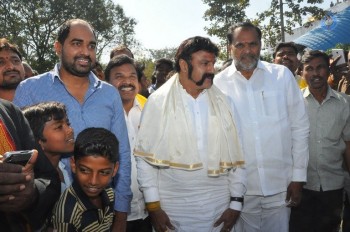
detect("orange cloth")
[0,119,16,155]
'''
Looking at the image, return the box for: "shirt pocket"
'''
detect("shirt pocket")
[319,108,345,141]
[258,90,287,120]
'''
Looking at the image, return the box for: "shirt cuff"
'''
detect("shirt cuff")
[229,201,243,211]
[143,187,160,203]
[292,167,307,182]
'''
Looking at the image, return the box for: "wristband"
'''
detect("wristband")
[230,197,244,203]
[145,201,161,212]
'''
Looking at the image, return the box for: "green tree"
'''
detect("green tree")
[138,58,155,80]
[202,0,250,59]
[113,5,139,51]
[147,47,177,61]
[0,0,137,73]
[254,0,325,49]
[133,48,177,82]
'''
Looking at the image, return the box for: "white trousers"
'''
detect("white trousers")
[234,192,290,232]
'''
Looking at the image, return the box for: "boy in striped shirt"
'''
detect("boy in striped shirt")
[50,128,119,231]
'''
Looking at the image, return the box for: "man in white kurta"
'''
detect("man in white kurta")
[214,22,309,232]
[123,95,150,231]
[104,55,151,232]
[135,36,246,232]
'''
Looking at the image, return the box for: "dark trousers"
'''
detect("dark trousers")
[289,188,343,232]
[343,192,350,232]
[126,216,152,232]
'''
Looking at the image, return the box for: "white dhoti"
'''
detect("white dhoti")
[159,168,230,232]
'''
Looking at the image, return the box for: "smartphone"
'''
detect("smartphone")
[331,49,346,66]
[3,150,34,166]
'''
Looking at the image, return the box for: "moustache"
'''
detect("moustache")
[281,57,292,62]
[118,84,136,91]
[194,73,215,86]
[311,75,323,80]
[3,69,20,75]
[241,53,257,60]
[74,55,92,62]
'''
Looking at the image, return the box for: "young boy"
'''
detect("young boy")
[50,127,119,232]
[22,101,74,191]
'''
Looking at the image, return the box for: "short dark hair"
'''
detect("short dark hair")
[135,61,145,82]
[300,50,330,68]
[56,19,96,45]
[94,61,103,69]
[174,36,219,72]
[104,54,137,82]
[92,61,104,79]
[109,45,134,59]
[273,42,298,58]
[227,22,262,45]
[22,101,67,142]
[155,58,174,70]
[74,127,119,163]
[0,38,22,61]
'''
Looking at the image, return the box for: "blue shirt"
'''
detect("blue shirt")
[13,64,131,212]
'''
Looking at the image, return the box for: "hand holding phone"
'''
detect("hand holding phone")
[0,150,37,211]
[332,49,346,66]
[3,150,34,166]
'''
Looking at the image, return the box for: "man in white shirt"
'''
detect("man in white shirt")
[214,22,309,232]
[104,54,151,232]
[134,36,245,232]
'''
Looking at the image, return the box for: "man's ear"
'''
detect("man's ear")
[54,41,62,56]
[296,66,303,76]
[227,44,231,57]
[38,139,45,150]
[228,44,234,59]
[70,157,76,174]
[179,59,188,73]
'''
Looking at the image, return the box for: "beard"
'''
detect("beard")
[61,50,93,77]
[0,81,20,90]
[233,53,259,71]
[0,71,23,89]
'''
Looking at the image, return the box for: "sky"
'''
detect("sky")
[112,0,332,50]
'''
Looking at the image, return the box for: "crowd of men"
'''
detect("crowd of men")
[0,18,350,232]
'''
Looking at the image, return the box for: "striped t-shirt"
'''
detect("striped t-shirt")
[51,181,115,232]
